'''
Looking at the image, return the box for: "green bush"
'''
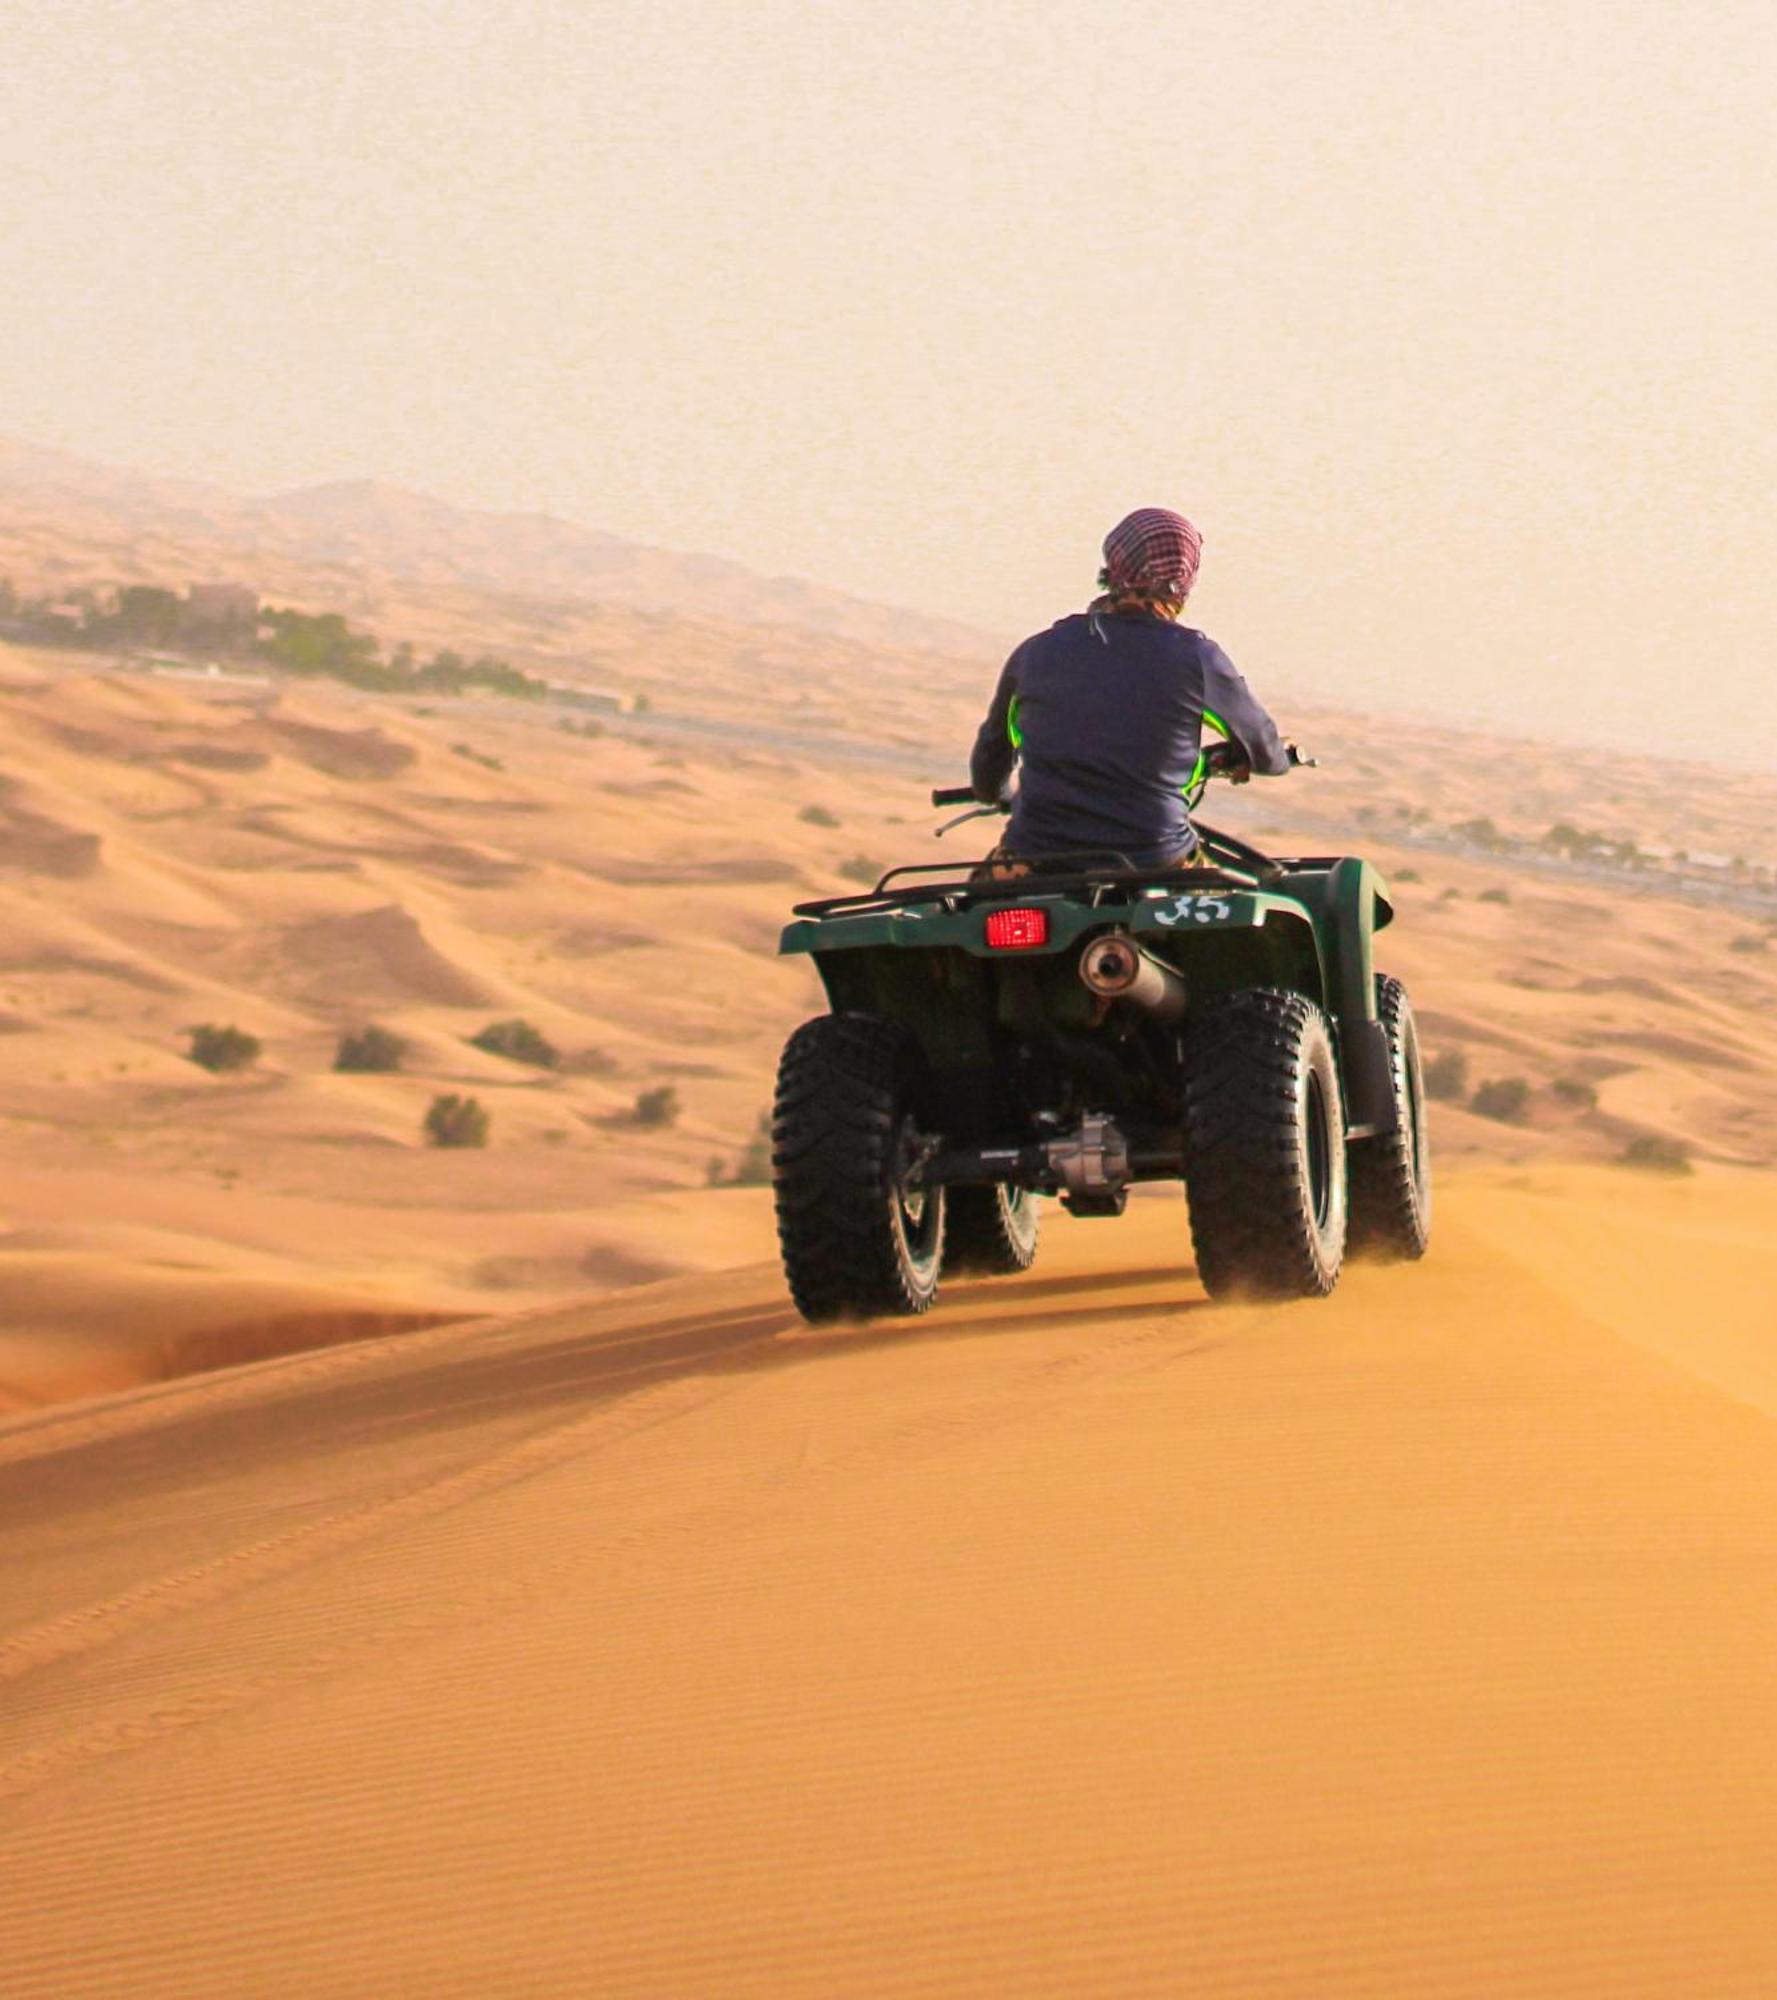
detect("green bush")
[470,1018,560,1069]
[1392,867,1421,883]
[1423,1049,1468,1102]
[424,1093,490,1148]
[838,854,881,886]
[1470,1076,1531,1123]
[333,1024,408,1073]
[1478,886,1511,904]
[632,1084,681,1128]
[1551,1076,1597,1109]
[798,804,841,828]
[186,1023,261,1073]
[1729,933,1768,954]
[1617,1133,1692,1175]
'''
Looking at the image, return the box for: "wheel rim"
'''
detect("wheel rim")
[1000,1184,1039,1252]
[1403,1020,1431,1209]
[1304,1067,1333,1234]
[893,1119,944,1280]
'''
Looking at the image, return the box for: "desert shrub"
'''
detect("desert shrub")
[1729,932,1768,954]
[424,1093,490,1148]
[838,854,881,886]
[1393,866,1421,883]
[1438,886,1461,901]
[1551,1076,1598,1109]
[451,742,504,771]
[470,1018,560,1069]
[1478,886,1511,904]
[1423,1049,1468,1102]
[186,1023,261,1073]
[631,1084,681,1128]
[1452,815,1506,850]
[333,1024,407,1073]
[562,1045,618,1075]
[710,1110,772,1186]
[1470,1076,1531,1123]
[1618,1133,1692,1176]
[799,804,841,828]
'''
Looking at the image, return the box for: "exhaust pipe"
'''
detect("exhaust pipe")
[1079,931,1188,1023]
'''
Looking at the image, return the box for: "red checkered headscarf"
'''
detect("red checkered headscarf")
[1097,508,1203,609]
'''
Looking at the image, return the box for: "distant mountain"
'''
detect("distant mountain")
[0,440,991,660]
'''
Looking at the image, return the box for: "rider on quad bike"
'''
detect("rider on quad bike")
[768,505,1430,1323]
[969,508,1294,872]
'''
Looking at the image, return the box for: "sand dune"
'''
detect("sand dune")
[1,640,1775,1413]
[7,1166,1777,1995]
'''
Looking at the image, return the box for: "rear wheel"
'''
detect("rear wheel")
[1183,988,1347,1299]
[772,1013,946,1322]
[944,1184,1040,1276]
[1347,975,1432,1260]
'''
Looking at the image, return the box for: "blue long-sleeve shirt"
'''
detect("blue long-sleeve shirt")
[969,613,1290,865]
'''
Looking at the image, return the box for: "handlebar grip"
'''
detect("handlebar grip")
[931,785,978,807]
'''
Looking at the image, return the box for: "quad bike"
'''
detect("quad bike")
[770,743,1430,1320]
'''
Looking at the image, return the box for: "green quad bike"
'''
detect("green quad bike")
[771,743,1430,1320]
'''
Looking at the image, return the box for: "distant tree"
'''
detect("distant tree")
[631,1084,681,1127]
[425,1093,490,1148]
[1470,1076,1531,1123]
[1423,1050,1468,1102]
[186,1023,261,1073]
[470,1018,560,1068]
[334,1024,408,1073]
[259,607,390,687]
[92,585,184,650]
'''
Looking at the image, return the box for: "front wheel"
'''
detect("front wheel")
[1347,975,1432,1260]
[945,1184,1040,1276]
[1183,988,1347,1299]
[772,1014,946,1322]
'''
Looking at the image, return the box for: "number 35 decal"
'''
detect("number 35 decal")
[1155,893,1233,927]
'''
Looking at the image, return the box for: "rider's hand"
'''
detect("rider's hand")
[1228,761,1253,786]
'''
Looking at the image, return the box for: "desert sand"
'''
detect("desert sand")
[5,469,1777,1992]
[8,1164,1777,1996]
[2,623,1773,1412]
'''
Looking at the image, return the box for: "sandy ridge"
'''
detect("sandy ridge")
[8,1169,1777,1996]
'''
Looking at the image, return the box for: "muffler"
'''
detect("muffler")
[1078,931,1187,1023]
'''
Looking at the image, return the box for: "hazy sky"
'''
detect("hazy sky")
[7,1,1777,763]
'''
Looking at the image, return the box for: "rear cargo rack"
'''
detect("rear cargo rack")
[790,840,1346,920]
[795,863,1260,920]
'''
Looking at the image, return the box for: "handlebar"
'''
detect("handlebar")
[931,785,979,807]
[1200,741,1318,774]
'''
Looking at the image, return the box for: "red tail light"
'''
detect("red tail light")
[984,906,1049,950]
